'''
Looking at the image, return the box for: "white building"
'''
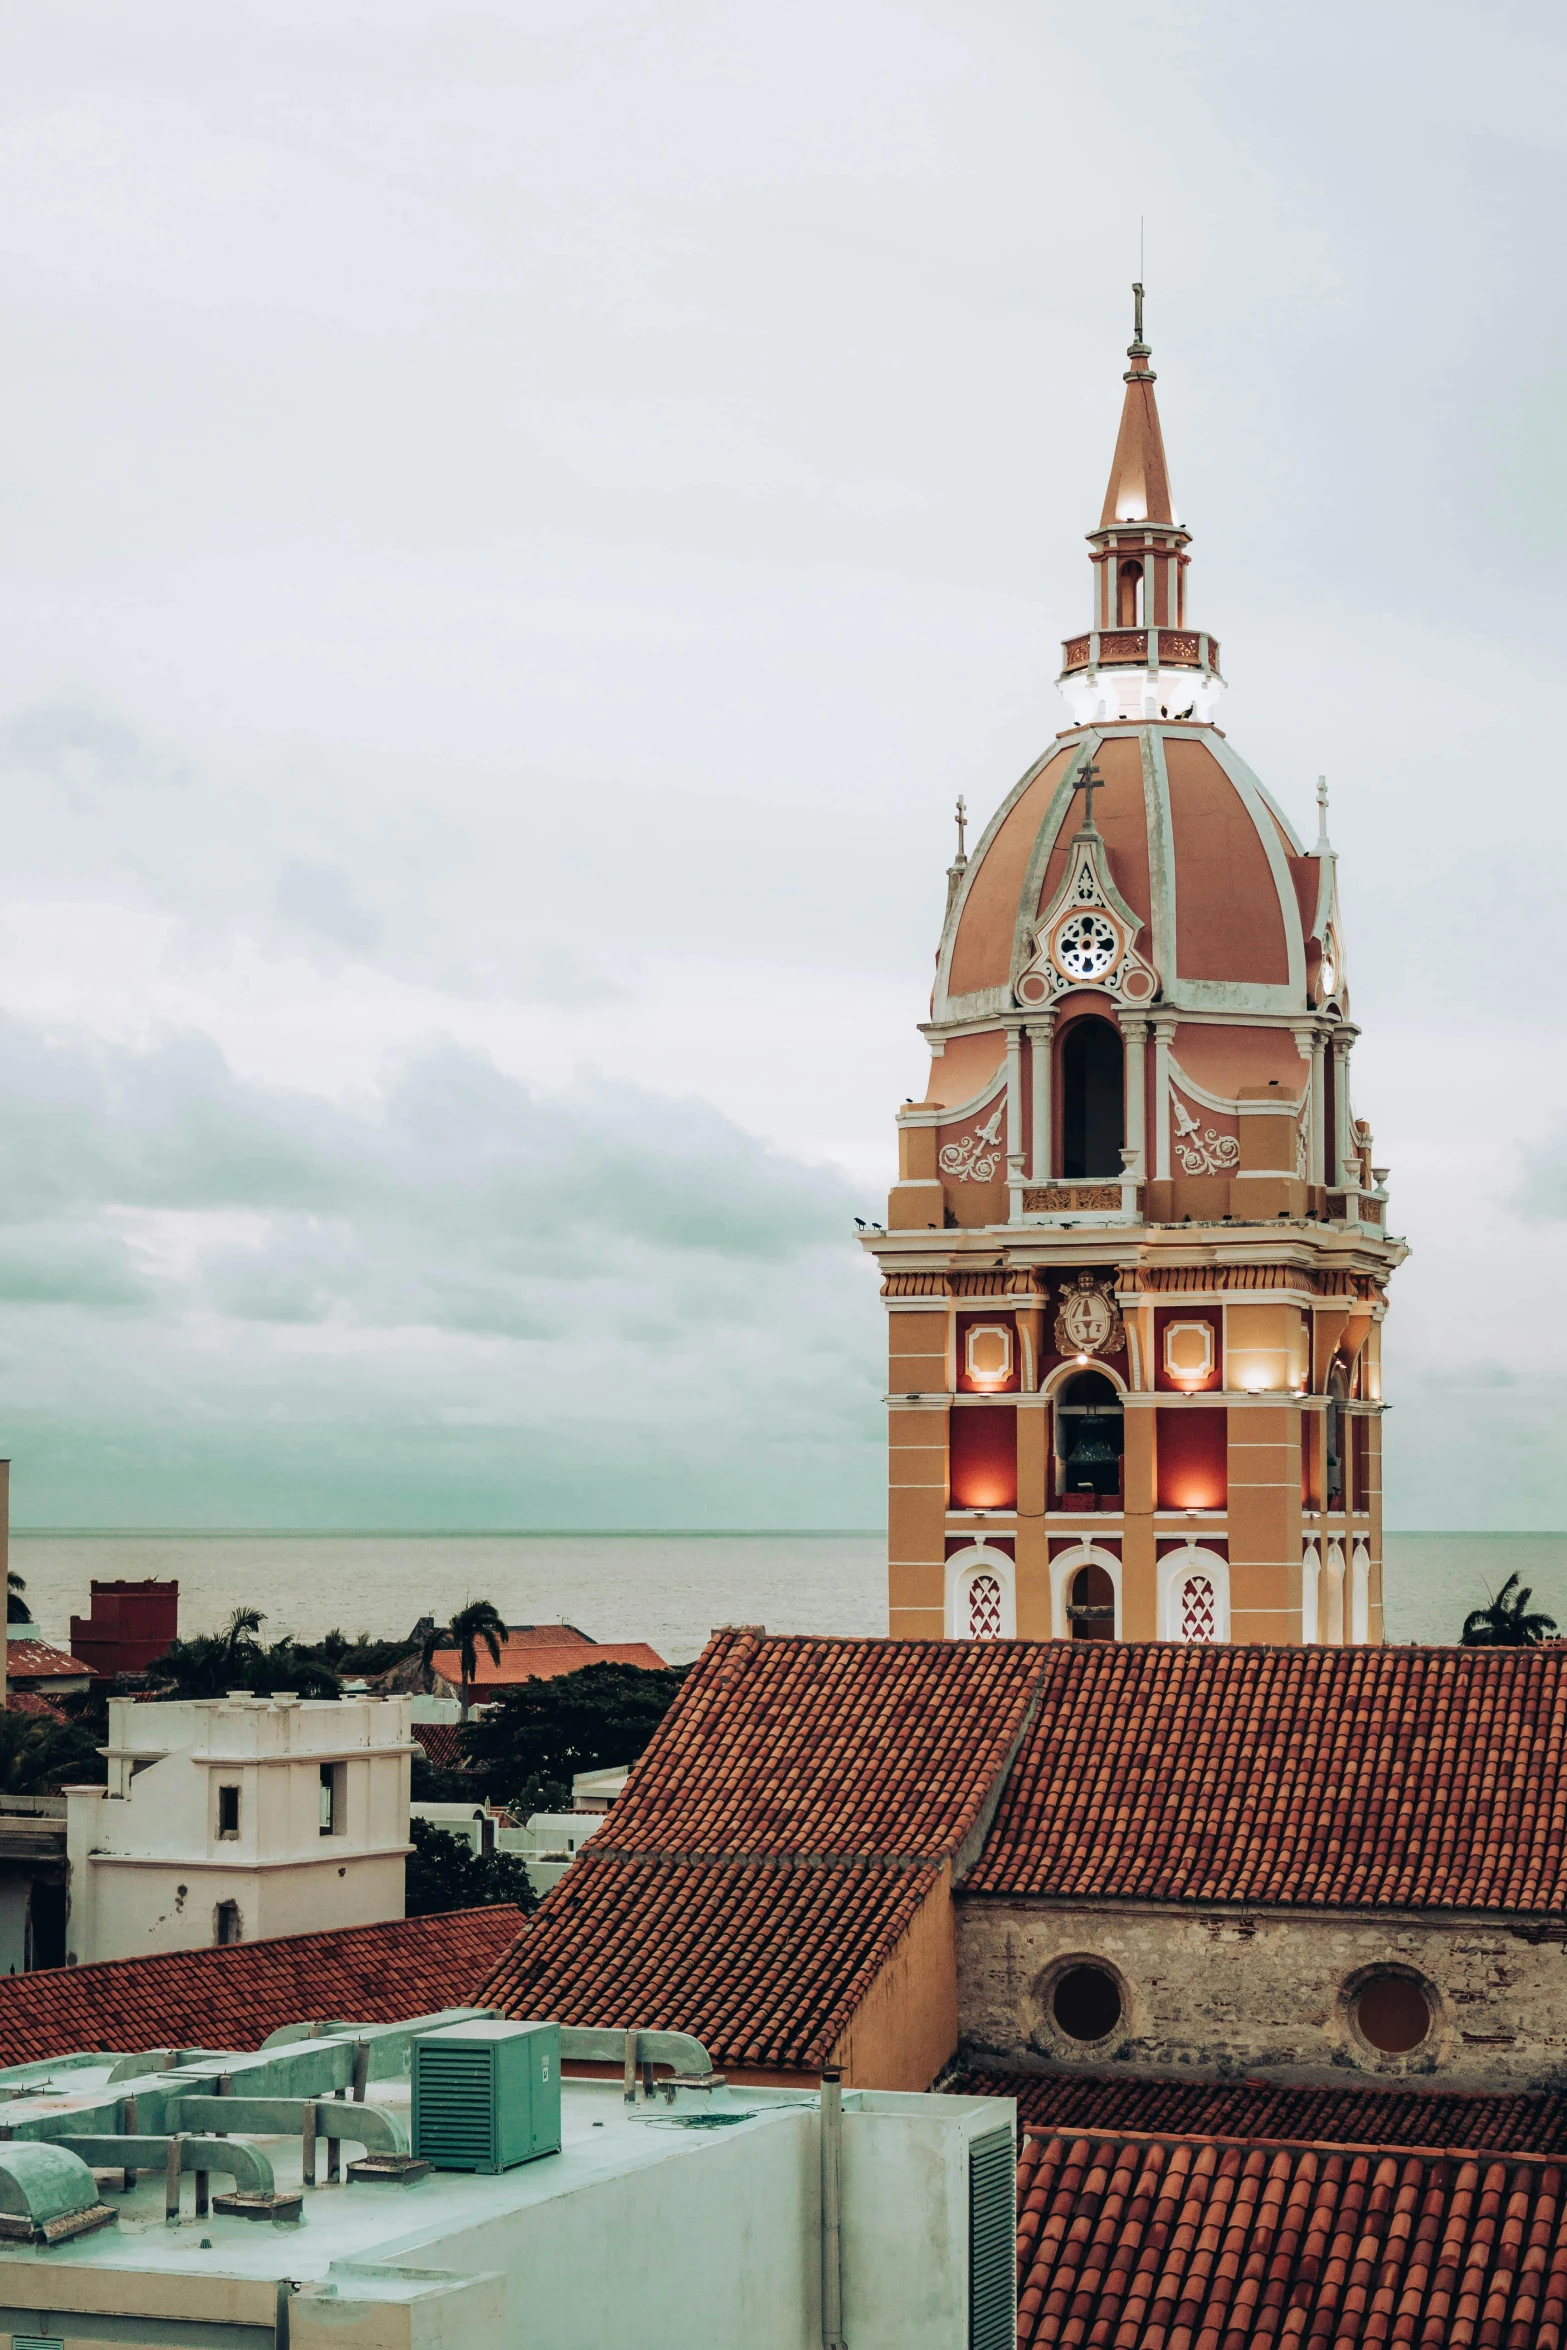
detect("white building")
[65,1692,414,1965]
[0,2010,1014,2350]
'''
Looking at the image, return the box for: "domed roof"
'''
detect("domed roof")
[936,723,1336,1026]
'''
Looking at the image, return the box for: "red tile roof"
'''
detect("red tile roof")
[0,1906,522,2070]
[1014,2131,1567,2349]
[5,1691,66,1722]
[956,2069,1567,2156]
[411,1723,468,1771]
[5,1639,92,1681]
[427,1635,667,1689]
[480,1629,1044,2068]
[966,1642,1567,1911]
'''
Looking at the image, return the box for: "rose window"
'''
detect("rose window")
[1054,913,1118,980]
[1180,1574,1217,1643]
[967,1574,1003,1640]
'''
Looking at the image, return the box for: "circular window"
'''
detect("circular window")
[1354,1972,1431,2054]
[1054,912,1119,980]
[1051,1963,1123,2043]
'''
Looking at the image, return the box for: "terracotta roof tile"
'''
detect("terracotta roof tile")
[479,1629,1044,2065]
[0,1906,522,2070]
[428,1635,666,1688]
[966,1642,1567,1910]
[1013,2130,1567,2348]
[411,1723,468,1771]
[5,1640,91,1680]
[955,2068,1567,2155]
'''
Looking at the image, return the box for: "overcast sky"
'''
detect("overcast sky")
[0,0,1562,1530]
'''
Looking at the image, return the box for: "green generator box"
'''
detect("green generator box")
[411,2019,561,2173]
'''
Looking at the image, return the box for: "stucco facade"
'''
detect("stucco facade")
[66,1692,415,1965]
[957,1899,1567,2094]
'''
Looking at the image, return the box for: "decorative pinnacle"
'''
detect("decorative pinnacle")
[953,794,968,862]
[1314,775,1334,854]
[1125,278,1153,379]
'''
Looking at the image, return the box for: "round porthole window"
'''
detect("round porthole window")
[1353,1971,1431,2055]
[1051,1963,1123,2043]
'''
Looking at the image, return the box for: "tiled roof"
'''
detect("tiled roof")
[1015,2131,1567,2349]
[965,1642,1567,1910]
[956,2069,1567,2155]
[0,1906,523,2070]
[480,1629,1044,2068]
[411,1723,468,1771]
[5,1691,66,1722]
[428,1636,667,1688]
[5,1639,92,1680]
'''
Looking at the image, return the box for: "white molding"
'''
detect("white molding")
[1301,1542,1321,1643]
[1351,1542,1371,1645]
[1050,1542,1123,1642]
[1157,1542,1231,1642]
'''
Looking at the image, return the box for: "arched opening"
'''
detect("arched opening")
[1067,1563,1116,1640]
[1353,1973,1431,2055]
[1325,1369,1348,1507]
[1052,1963,1123,2041]
[1060,1017,1124,1179]
[1116,561,1143,627]
[966,1573,1003,1640]
[1321,1542,1345,1644]
[1056,1370,1123,1502]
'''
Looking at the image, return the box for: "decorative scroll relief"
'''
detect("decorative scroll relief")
[1296,1120,1309,1180]
[938,1102,1004,1183]
[1171,1091,1239,1177]
[1024,1184,1125,1213]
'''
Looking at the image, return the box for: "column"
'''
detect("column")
[1027,1016,1056,1182]
[1151,1014,1176,1180]
[1309,1030,1327,1186]
[1333,1033,1354,1186]
[1005,1023,1025,1221]
[1117,1011,1147,1183]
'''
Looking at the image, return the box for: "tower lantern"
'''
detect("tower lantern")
[863,291,1405,1651]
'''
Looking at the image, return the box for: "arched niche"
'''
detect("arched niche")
[1157,1544,1230,1643]
[944,1543,1016,1642]
[1050,1544,1122,1642]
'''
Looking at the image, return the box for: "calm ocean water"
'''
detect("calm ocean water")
[8,1531,1566,1664]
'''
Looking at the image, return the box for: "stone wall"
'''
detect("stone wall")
[957,1899,1567,2092]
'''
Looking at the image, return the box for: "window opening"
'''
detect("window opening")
[966,1575,1003,1641]
[216,1785,240,1839]
[1052,1964,1123,2041]
[1180,1574,1217,1642]
[1116,562,1143,627]
[1056,1370,1123,1500]
[1067,1563,1116,1641]
[319,1761,345,1836]
[1354,1973,1430,2054]
[1325,1370,1347,1506]
[214,1900,242,1947]
[1060,1018,1124,1180]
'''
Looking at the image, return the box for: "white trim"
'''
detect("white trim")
[1351,1542,1371,1645]
[1157,1543,1230,1642]
[1043,1355,1129,1400]
[944,1544,1017,1641]
[1302,1542,1321,1643]
[1049,1543,1122,1642]
[1322,1540,1346,1644]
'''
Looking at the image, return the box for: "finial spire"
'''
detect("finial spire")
[1132,279,1145,348]
[954,794,968,862]
[1314,776,1333,854]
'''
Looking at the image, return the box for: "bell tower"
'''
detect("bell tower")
[863,292,1405,1650]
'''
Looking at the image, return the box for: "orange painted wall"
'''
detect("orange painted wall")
[829,1863,959,2091]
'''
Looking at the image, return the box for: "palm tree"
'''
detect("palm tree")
[7,1569,29,1626]
[1461,1574,1559,1648]
[446,1600,507,1722]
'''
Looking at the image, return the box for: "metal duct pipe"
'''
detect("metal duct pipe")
[167,2096,407,2154]
[820,2068,847,2350]
[0,2141,116,2246]
[54,2135,276,2195]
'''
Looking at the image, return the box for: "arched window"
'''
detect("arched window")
[967,1574,1003,1640]
[1325,1370,1348,1506]
[1157,1543,1230,1642]
[1301,1542,1321,1642]
[1351,1543,1371,1644]
[1055,1369,1123,1501]
[1117,561,1143,627]
[1068,1563,1116,1641]
[1061,1017,1124,1180]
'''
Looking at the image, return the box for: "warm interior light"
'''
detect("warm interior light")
[1076,1352,1089,1365]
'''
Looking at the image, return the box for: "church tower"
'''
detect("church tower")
[863,291,1405,1648]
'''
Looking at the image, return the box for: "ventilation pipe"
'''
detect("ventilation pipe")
[820,2067,847,2350]
[0,2140,117,2245]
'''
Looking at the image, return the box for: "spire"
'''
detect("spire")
[1098,280,1176,528]
[1314,776,1334,855]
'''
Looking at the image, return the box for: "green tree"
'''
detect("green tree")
[404,1818,537,1919]
[441,1600,507,1722]
[7,1568,28,1626]
[459,1660,689,1813]
[149,1609,341,1701]
[0,1706,105,1794]
[1461,1574,1560,1648]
